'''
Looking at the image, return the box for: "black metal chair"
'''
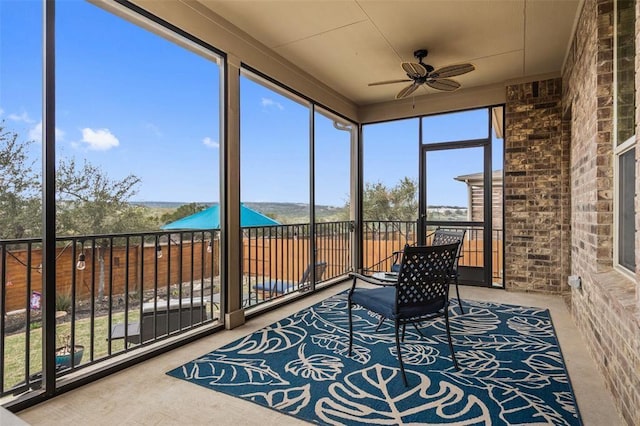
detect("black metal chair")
[253,261,327,297]
[391,228,467,313]
[348,243,460,386]
[431,229,466,313]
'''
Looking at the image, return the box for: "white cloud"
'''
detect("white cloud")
[261,97,284,110]
[0,108,4,116]
[202,136,219,149]
[144,122,163,137]
[81,128,119,151]
[8,111,35,123]
[28,121,65,143]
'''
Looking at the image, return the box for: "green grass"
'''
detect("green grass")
[4,310,140,391]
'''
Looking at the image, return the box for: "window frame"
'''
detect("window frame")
[613,0,637,277]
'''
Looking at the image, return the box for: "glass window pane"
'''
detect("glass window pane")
[57,1,221,233]
[422,109,489,144]
[0,0,43,239]
[362,118,419,221]
[619,148,636,271]
[314,109,351,218]
[424,147,483,222]
[240,74,310,213]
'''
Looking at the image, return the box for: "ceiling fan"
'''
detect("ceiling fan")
[369,49,475,99]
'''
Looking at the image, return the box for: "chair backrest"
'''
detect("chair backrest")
[299,261,327,284]
[395,243,459,314]
[432,228,466,266]
[391,228,466,273]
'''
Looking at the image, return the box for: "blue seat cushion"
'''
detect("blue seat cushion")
[350,286,446,321]
[351,287,396,319]
[254,280,295,294]
[390,264,401,273]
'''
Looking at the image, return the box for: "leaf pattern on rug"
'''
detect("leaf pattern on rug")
[302,304,386,345]
[285,344,343,381]
[444,357,551,391]
[179,353,289,386]
[487,383,576,425]
[389,343,439,365]
[448,334,554,352]
[555,391,578,414]
[445,307,501,335]
[220,317,307,354]
[524,352,569,384]
[463,299,549,317]
[243,384,311,415]
[311,333,371,364]
[316,365,491,425]
[507,316,554,337]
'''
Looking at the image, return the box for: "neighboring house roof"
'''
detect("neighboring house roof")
[162,204,280,230]
[454,170,503,185]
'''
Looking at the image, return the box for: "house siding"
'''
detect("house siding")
[562,1,640,425]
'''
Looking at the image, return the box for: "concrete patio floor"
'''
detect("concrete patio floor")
[17,282,622,425]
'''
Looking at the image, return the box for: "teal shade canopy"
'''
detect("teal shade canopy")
[162,204,280,230]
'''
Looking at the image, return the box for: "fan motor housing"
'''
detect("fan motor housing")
[413,49,434,73]
[414,49,428,60]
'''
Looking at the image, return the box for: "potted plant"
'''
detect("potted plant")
[55,334,84,369]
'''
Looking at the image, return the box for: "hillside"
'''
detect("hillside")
[134,201,467,225]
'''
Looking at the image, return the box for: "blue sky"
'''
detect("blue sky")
[1,0,502,209]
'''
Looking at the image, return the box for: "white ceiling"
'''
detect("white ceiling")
[198,0,581,106]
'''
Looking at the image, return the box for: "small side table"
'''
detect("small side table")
[371,272,398,282]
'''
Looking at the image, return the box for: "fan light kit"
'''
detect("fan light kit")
[368,49,475,99]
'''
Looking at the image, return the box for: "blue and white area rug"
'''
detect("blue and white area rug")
[167,292,582,425]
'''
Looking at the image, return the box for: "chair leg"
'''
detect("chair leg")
[375,315,385,331]
[348,300,354,356]
[454,276,464,314]
[444,308,459,370]
[412,323,428,338]
[395,319,408,386]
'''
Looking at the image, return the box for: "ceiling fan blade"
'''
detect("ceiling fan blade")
[368,78,413,87]
[401,62,427,78]
[426,78,461,91]
[430,63,475,79]
[396,82,421,99]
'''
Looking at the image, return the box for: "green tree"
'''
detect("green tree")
[56,158,158,299]
[338,177,418,222]
[386,177,418,221]
[362,177,418,221]
[56,157,156,236]
[0,125,41,239]
[160,202,207,225]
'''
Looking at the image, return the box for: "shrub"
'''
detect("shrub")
[56,293,72,313]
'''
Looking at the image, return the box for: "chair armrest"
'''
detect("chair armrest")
[348,272,396,287]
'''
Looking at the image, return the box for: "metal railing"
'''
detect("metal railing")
[362,220,418,272]
[242,220,353,306]
[362,221,504,285]
[0,229,219,397]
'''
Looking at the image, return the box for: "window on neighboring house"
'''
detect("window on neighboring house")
[615,0,636,274]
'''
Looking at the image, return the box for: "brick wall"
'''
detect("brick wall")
[504,78,571,293]
[562,0,640,424]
